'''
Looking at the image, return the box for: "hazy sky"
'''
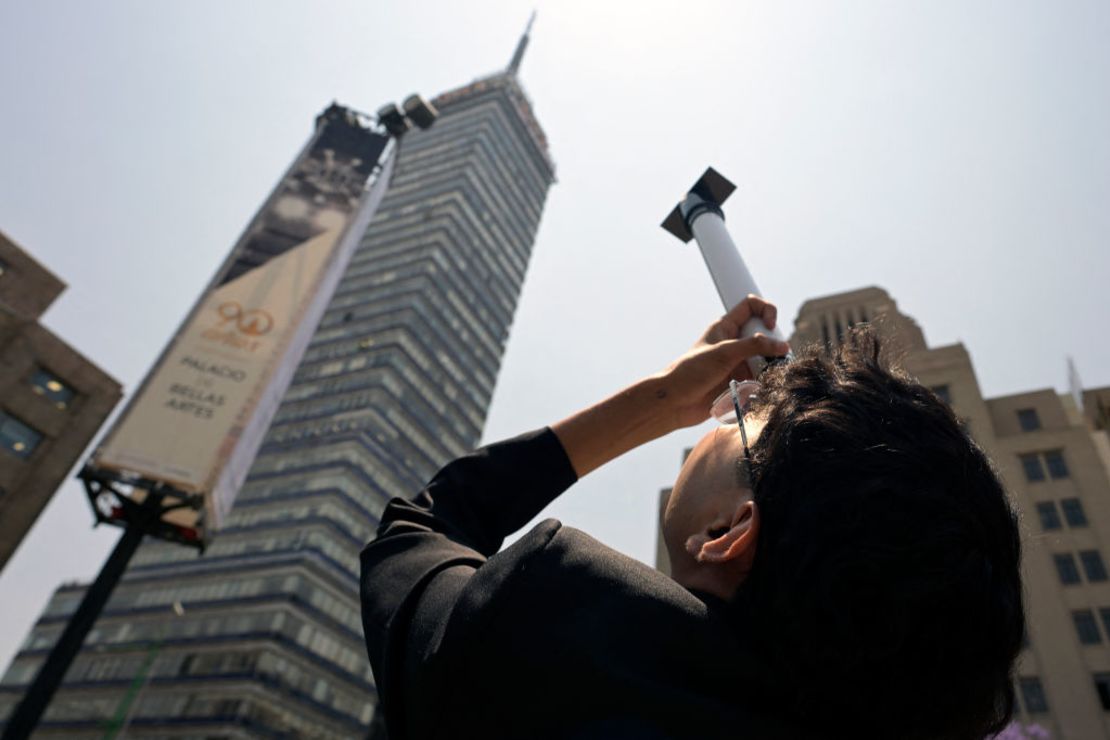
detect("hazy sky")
[1,1,1108,672]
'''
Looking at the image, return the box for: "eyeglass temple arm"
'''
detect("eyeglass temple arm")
[729,381,752,458]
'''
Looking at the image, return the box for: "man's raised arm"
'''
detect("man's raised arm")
[359,296,785,734]
[552,295,786,477]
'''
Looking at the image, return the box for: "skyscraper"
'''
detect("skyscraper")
[0,26,554,739]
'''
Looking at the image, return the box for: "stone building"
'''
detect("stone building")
[0,231,121,572]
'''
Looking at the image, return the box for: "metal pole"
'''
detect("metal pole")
[1,496,159,740]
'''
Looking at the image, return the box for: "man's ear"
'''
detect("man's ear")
[686,500,759,565]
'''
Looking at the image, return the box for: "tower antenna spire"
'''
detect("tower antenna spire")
[507,11,536,76]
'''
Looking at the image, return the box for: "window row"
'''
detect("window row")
[1020,450,1069,482]
[346,195,528,307]
[33,685,368,734]
[397,111,548,207]
[353,191,529,305]
[1054,550,1108,585]
[298,301,497,400]
[240,455,398,521]
[32,600,368,681]
[399,99,549,222]
[262,405,448,479]
[1036,498,1088,531]
[276,355,482,440]
[94,571,361,636]
[224,498,373,543]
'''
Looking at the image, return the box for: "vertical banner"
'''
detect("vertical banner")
[92,106,391,536]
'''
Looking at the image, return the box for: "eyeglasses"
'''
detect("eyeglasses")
[710,379,761,486]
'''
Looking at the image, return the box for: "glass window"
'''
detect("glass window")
[1062,498,1088,528]
[1095,673,1110,711]
[1019,676,1049,714]
[1036,502,1062,531]
[1075,610,1102,645]
[1081,551,1108,582]
[931,385,952,405]
[1017,408,1041,431]
[1055,553,1081,585]
[0,258,7,276]
[1045,450,1070,480]
[1020,453,1045,482]
[0,412,43,459]
[30,368,76,409]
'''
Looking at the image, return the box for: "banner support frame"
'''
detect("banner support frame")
[1,486,197,740]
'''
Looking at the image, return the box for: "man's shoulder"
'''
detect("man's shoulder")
[445,517,721,665]
[474,518,700,612]
[434,520,801,740]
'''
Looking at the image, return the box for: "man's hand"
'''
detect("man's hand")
[551,296,787,479]
[656,295,788,429]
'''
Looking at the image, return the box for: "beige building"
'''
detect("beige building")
[657,286,1110,739]
[0,231,121,571]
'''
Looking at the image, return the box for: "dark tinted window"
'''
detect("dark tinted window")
[1019,676,1049,714]
[931,385,951,405]
[1017,408,1041,431]
[1045,450,1070,479]
[1036,502,1062,531]
[1095,673,1110,711]
[1081,551,1108,583]
[1055,553,1081,585]
[30,368,76,410]
[1021,453,1045,482]
[1075,610,1102,645]
[0,412,42,459]
[1062,498,1088,528]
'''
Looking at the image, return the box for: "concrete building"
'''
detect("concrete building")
[657,286,1110,738]
[0,24,553,739]
[0,231,121,572]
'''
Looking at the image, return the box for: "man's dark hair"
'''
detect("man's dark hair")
[738,325,1024,740]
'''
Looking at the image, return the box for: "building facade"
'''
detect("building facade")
[657,286,1110,738]
[0,231,121,572]
[0,30,554,739]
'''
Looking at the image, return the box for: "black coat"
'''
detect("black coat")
[360,429,800,739]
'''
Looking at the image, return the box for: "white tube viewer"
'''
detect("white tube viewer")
[661,167,790,376]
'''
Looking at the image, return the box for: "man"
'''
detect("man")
[360,296,1024,739]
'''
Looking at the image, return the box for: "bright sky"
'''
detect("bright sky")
[1,0,1108,673]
